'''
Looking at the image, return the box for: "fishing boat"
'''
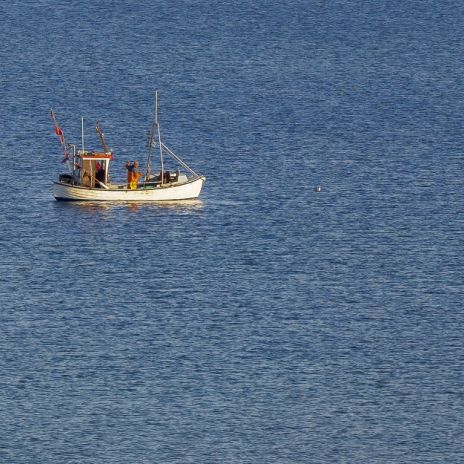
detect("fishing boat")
[52,92,205,201]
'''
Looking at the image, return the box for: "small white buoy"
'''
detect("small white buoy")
[315,185,321,192]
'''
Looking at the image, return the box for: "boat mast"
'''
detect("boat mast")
[156,91,164,185]
[81,117,85,153]
[145,95,157,180]
[145,91,164,184]
[69,144,76,184]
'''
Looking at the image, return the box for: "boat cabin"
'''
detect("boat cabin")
[76,151,112,188]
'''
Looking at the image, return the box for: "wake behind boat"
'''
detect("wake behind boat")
[51,92,205,201]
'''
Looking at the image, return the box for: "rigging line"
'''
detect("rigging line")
[160,142,198,176]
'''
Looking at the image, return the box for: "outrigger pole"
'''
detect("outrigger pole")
[96,121,110,154]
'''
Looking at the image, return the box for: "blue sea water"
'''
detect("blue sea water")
[1,0,463,462]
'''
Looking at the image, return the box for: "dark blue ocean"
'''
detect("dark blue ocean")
[1,0,463,462]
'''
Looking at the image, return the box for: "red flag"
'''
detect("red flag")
[54,126,64,144]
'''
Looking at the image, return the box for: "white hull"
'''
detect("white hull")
[54,176,205,201]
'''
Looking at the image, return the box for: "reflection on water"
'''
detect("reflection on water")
[54,199,204,212]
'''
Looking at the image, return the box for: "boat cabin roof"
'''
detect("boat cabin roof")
[78,151,113,161]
